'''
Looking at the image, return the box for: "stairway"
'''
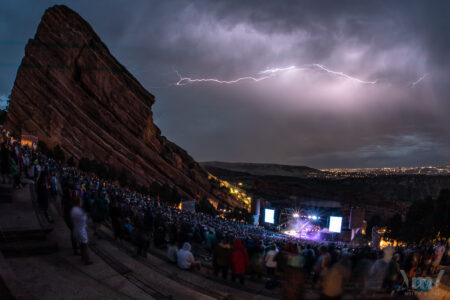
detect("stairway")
[0,183,58,257]
[0,185,12,203]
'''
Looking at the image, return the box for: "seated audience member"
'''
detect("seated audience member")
[177,242,201,270]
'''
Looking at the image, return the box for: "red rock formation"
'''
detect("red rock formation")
[6,5,238,206]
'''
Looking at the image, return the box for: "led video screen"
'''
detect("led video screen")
[329,216,342,233]
[264,208,275,224]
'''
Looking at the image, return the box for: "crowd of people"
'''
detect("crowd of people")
[1,130,449,299]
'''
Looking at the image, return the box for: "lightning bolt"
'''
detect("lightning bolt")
[411,73,428,88]
[175,70,269,86]
[310,64,377,84]
[175,64,377,86]
[259,65,297,74]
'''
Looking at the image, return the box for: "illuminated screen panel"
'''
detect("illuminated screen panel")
[329,216,342,233]
[264,208,275,224]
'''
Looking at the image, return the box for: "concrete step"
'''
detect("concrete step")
[0,239,58,257]
[0,227,50,242]
[0,188,12,203]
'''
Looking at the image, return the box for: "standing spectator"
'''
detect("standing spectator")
[90,191,109,237]
[231,238,249,285]
[281,244,306,299]
[109,200,123,242]
[302,244,316,275]
[431,242,446,274]
[133,214,149,257]
[37,170,52,223]
[1,142,10,184]
[384,253,401,291]
[62,185,79,255]
[321,256,351,300]
[265,244,278,277]
[154,225,165,248]
[50,171,58,199]
[313,246,331,288]
[366,247,394,291]
[250,241,265,279]
[70,198,92,265]
[205,230,215,254]
[213,236,231,279]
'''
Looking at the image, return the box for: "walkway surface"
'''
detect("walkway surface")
[0,183,40,229]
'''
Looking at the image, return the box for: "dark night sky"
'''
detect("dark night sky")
[1,0,450,168]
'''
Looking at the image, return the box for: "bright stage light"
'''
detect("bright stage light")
[312,215,318,220]
[293,213,299,218]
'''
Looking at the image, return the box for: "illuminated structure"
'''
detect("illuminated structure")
[20,131,38,149]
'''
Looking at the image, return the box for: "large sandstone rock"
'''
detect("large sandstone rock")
[6,5,237,206]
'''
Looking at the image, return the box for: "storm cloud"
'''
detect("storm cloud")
[1,0,449,168]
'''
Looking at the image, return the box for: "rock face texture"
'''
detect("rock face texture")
[6,5,236,205]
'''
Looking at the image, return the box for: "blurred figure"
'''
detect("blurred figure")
[321,256,351,300]
[90,191,109,237]
[302,244,316,275]
[431,242,446,274]
[313,246,331,288]
[109,200,123,242]
[231,238,249,285]
[384,253,401,291]
[167,241,178,263]
[50,171,58,199]
[71,197,92,265]
[62,185,79,255]
[265,244,278,278]
[366,246,394,292]
[1,141,10,184]
[133,214,149,257]
[250,240,265,280]
[281,243,305,300]
[37,170,53,223]
[213,236,231,279]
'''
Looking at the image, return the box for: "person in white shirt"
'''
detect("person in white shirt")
[70,199,92,265]
[265,245,278,277]
[177,242,200,270]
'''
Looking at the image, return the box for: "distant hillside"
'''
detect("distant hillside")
[203,162,450,219]
[202,161,322,178]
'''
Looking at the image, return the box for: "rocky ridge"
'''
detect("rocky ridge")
[6,5,236,206]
